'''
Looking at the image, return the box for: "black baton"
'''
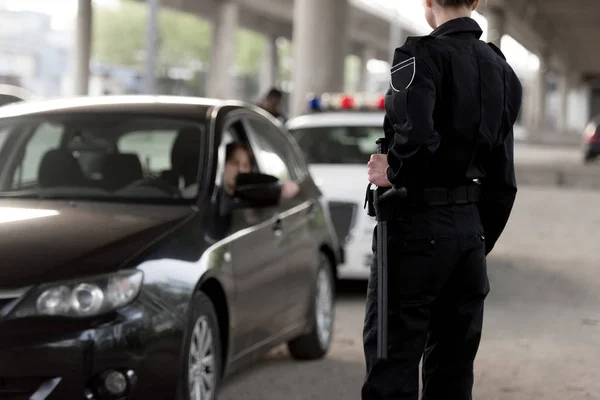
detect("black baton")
[372,138,407,360]
[374,138,389,360]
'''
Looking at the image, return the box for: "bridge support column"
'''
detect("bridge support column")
[388,21,408,64]
[207,1,239,99]
[259,35,280,96]
[74,0,92,96]
[534,56,550,132]
[291,0,349,117]
[358,47,375,92]
[486,6,505,48]
[557,74,570,134]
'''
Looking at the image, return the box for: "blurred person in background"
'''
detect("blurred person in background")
[362,0,522,399]
[257,87,287,123]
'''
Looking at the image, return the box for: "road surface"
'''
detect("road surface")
[219,185,600,400]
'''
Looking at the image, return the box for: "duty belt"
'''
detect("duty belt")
[404,184,481,206]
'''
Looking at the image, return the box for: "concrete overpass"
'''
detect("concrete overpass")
[73,0,600,134]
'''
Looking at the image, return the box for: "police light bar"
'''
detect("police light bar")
[307,92,385,112]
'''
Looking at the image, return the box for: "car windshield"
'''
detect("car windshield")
[291,126,381,164]
[0,113,207,203]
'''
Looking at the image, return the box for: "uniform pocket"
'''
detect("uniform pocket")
[464,230,486,250]
[389,235,453,256]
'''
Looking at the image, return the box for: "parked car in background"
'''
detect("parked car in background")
[287,93,386,281]
[0,84,32,107]
[0,96,340,400]
[582,115,600,163]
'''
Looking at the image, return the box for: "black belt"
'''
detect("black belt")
[402,184,481,206]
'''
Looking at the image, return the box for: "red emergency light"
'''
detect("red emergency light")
[307,92,385,112]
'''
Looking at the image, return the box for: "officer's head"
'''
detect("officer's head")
[223,142,254,195]
[423,0,480,29]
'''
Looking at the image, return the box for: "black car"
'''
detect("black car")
[0,96,341,400]
[582,115,600,163]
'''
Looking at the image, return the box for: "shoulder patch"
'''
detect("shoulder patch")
[390,56,416,92]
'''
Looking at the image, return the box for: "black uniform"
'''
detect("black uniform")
[362,17,522,400]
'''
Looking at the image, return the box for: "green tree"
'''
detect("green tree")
[93,0,212,72]
[93,0,266,76]
[92,1,147,67]
[234,29,265,75]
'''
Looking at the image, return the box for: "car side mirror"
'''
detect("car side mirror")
[234,172,281,207]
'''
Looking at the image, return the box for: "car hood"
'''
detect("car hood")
[309,164,368,204]
[0,199,195,288]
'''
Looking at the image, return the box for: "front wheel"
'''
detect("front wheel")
[288,253,336,360]
[180,291,222,400]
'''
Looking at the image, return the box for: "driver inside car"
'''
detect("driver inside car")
[204,142,300,242]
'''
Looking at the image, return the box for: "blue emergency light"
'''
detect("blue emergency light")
[306,92,385,112]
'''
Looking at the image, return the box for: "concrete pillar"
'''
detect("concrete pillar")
[556,74,570,134]
[388,21,407,65]
[486,6,505,48]
[144,0,159,94]
[207,1,239,99]
[291,0,349,117]
[259,35,279,95]
[74,0,92,96]
[358,47,375,92]
[535,57,550,131]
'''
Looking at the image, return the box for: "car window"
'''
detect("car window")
[290,125,380,164]
[13,122,63,188]
[244,116,297,181]
[0,114,207,203]
[119,130,178,174]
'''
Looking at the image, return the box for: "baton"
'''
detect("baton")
[373,138,407,360]
[374,138,389,360]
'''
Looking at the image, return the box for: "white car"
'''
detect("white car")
[287,93,386,280]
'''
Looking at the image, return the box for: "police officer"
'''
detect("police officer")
[363,0,522,399]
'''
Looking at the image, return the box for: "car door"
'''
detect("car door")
[212,113,289,356]
[242,113,317,327]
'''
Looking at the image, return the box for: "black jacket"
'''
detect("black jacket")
[383,17,522,255]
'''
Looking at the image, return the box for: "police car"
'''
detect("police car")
[286,93,386,281]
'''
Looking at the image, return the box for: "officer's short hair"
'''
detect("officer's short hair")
[436,0,476,6]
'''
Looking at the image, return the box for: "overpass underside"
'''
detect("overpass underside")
[73,0,600,134]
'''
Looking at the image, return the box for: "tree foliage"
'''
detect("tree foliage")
[92,0,266,76]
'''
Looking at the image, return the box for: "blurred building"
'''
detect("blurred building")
[0,9,69,98]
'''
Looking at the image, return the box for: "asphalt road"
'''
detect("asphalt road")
[219,185,600,400]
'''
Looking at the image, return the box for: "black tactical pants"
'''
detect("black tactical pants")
[362,203,489,400]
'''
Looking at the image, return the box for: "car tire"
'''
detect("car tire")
[287,252,336,360]
[179,291,222,400]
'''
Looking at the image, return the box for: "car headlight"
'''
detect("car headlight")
[10,270,143,318]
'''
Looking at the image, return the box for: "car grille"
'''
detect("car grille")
[328,201,358,243]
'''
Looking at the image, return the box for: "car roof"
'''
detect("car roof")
[0,95,255,120]
[286,111,385,130]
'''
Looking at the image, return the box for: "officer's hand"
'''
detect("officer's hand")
[367,154,392,187]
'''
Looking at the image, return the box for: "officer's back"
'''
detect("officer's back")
[384,16,522,254]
